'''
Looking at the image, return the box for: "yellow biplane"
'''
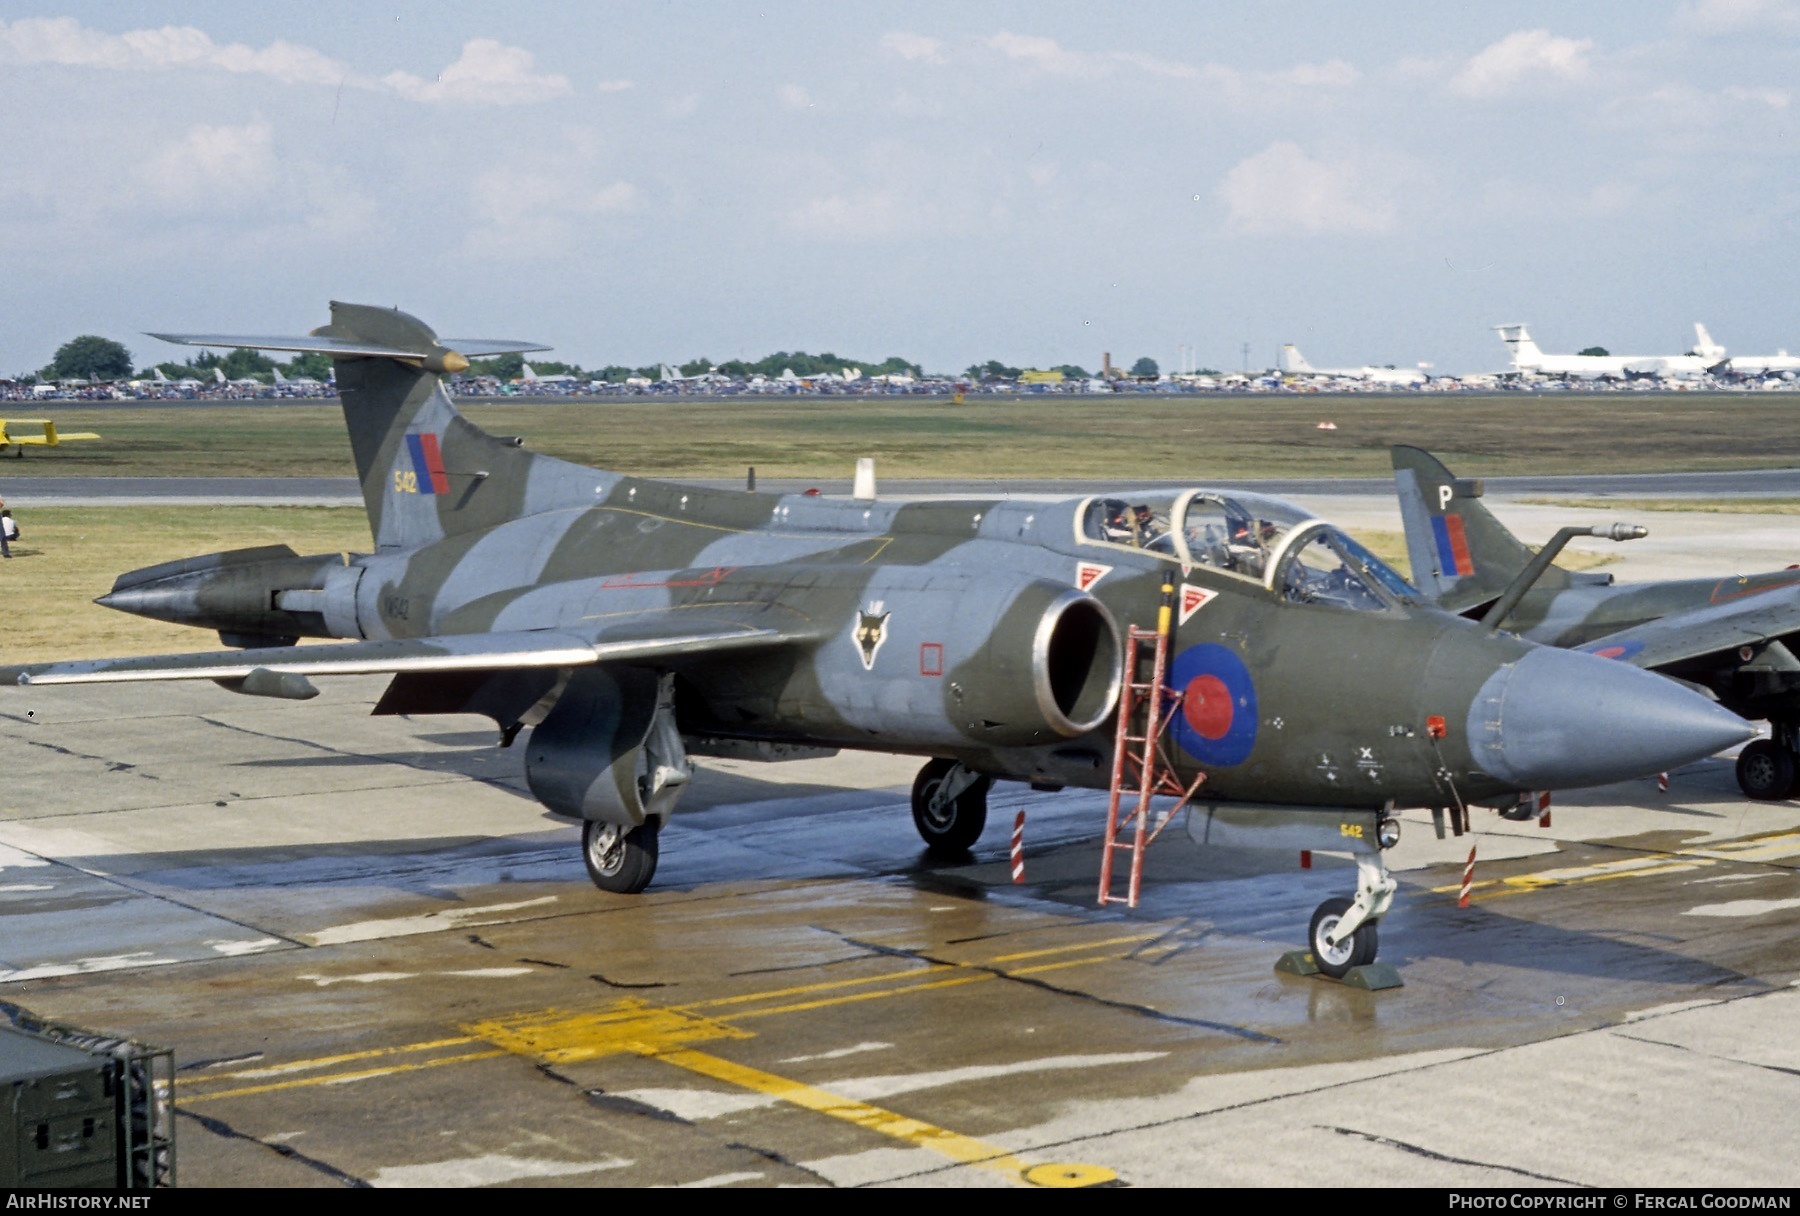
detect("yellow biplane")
[0,419,100,457]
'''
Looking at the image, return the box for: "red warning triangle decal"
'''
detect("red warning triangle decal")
[1178,583,1217,625]
[1076,561,1112,592]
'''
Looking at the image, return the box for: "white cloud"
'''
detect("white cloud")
[1724,85,1790,107]
[977,31,1354,100]
[1217,142,1412,235]
[464,169,638,258]
[595,79,633,93]
[987,31,1095,76]
[1451,30,1594,97]
[0,16,344,84]
[1673,0,1800,33]
[880,32,947,64]
[0,19,572,107]
[779,83,814,109]
[138,122,276,208]
[383,38,570,105]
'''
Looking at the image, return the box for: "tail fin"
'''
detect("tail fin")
[1493,324,1541,367]
[1281,344,1312,373]
[148,302,573,551]
[1693,323,1726,365]
[1391,445,1571,612]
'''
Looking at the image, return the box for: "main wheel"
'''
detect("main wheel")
[1309,896,1378,979]
[1736,740,1796,801]
[911,759,991,857]
[582,819,659,893]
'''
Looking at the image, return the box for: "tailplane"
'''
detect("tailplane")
[1391,445,1573,613]
[149,302,571,551]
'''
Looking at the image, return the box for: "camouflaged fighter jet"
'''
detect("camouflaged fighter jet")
[0,305,1754,977]
[1394,444,1800,803]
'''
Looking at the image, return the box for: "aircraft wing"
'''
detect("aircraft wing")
[1,623,806,688]
[1575,584,1800,671]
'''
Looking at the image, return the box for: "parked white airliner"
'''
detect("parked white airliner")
[1280,345,1429,386]
[1494,324,1725,380]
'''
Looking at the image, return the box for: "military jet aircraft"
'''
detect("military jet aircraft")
[0,305,1753,978]
[1393,445,1800,802]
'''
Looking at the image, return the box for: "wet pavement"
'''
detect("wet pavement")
[3,674,1800,1187]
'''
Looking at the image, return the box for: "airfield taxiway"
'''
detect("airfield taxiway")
[3,492,1799,1188]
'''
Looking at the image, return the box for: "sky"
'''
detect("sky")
[1,2,1796,377]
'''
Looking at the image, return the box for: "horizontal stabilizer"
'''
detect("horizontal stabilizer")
[145,333,550,359]
[2,624,797,688]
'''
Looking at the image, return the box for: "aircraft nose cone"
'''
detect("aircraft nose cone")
[1467,646,1754,790]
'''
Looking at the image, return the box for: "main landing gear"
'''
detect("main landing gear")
[1737,726,1800,801]
[583,819,659,894]
[1306,851,1397,980]
[911,759,992,856]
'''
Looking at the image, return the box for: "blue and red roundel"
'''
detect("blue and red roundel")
[1168,643,1258,767]
[1582,639,1645,662]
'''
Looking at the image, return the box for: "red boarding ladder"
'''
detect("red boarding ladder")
[1099,582,1207,908]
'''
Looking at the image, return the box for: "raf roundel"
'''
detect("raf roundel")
[1168,643,1258,767]
[1583,639,1645,662]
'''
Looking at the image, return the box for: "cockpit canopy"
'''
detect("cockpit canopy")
[1077,489,1419,613]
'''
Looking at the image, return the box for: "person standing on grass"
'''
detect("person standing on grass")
[0,496,9,559]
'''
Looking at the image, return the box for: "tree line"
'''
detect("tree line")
[30,334,1172,386]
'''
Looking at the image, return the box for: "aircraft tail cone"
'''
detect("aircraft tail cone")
[1468,646,1754,791]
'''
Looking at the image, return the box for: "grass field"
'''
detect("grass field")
[5,391,1800,481]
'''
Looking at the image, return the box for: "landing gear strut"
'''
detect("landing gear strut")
[911,759,992,856]
[583,819,659,893]
[1737,731,1800,801]
[1308,852,1396,979]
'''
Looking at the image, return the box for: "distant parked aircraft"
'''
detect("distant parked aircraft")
[1494,324,1724,380]
[1280,346,1429,386]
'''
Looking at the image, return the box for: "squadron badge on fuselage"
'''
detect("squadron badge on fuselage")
[853,601,891,670]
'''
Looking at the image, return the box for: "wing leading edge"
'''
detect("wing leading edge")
[1577,583,1800,671]
[3,624,801,688]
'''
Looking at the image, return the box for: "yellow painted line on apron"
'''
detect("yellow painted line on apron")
[727,973,994,1019]
[646,1046,1114,1188]
[183,1050,508,1102]
[681,963,960,1011]
[1007,953,1129,977]
[985,932,1161,964]
[1431,854,1714,900]
[176,937,1137,1105]
[180,1035,482,1088]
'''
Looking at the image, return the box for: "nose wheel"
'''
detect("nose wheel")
[911,759,991,856]
[1309,897,1379,977]
[1309,852,1396,979]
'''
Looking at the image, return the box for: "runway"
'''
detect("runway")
[3,499,1799,1187]
[6,467,1800,507]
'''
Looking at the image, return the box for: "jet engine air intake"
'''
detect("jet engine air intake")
[1034,589,1121,736]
